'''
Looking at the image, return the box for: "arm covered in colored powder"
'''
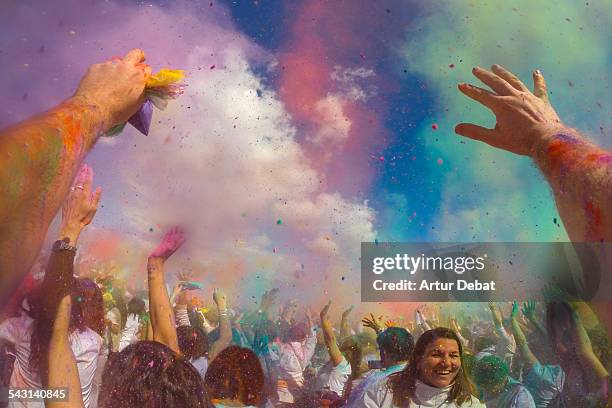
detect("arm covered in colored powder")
[0,49,150,306]
[148,227,185,355]
[456,65,611,242]
[320,301,344,366]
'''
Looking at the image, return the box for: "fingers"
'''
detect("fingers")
[142,64,152,81]
[455,123,501,145]
[91,187,102,208]
[458,83,499,110]
[491,64,529,92]
[123,48,145,65]
[532,69,548,101]
[471,66,517,96]
[74,165,88,187]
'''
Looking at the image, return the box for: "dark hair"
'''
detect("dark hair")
[177,326,208,360]
[99,341,213,408]
[30,278,104,378]
[472,355,509,391]
[282,322,308,343]
[340,337,365,378]
[390,328,476,406]
[474,335,496,353]
[376,327,414,363]
[72,278,105,337]
[127,297,146,317]
[204,346,265,406]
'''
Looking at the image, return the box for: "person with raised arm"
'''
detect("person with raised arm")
[457,66,612,331]
[314,301,353,404]
[98,227,213,407]
[0,165,104,408]
[274,306,317,406]
[509,301,564,407]
[204,288,233,362]
[0,50,151,307]
[483,303,516,368]
[340,305,355,340]
[545,301,609,405]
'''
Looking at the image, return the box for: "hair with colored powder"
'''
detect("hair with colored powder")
[376,326,414,363]
[177,325,208,361]
[127,297,146,317]
[204,346,265,406]
[390,327,476,406]
[472,355,509,392]
[72,277,105,337]
[29,277,104,380]
[99,341,213,408]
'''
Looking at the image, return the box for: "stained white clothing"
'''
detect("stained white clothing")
[275,331,317,403]
[314,356,352,396]
[118,314,140,352]
[0,314,103,408]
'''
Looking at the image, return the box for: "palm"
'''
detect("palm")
[151,227,185,260]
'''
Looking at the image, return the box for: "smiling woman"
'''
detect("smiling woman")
[389,328,484,407]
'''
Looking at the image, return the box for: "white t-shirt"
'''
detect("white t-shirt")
[315,356,352,397]
[275,332,317,403]
[191,356,209,378]
[350,378,485,408]
[347,362,406,407]
[0,314,103,408]
[118,314,140,352]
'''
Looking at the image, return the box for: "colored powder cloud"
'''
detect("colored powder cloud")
[0,0,376,310]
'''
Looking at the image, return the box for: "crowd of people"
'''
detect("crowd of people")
[0,50,610,407]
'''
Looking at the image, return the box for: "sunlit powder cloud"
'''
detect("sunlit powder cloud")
[400,0,611,242]
[0,0,377,308]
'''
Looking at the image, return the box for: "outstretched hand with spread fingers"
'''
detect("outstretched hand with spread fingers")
[150,227,185,261]
[456,64,564,157]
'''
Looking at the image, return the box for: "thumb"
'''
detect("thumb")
[455,123,499,144]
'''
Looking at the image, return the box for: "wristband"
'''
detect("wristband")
[52,238,77,253]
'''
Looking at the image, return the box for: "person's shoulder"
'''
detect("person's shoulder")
[458,396,486,407]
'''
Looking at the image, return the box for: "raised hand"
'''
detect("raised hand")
[305,309,314,330]
[260,288,279,310]
[488,302,503,324]
[73,49,151,132]
[320,300,332,321]
[150,227,185,261]
[341,305,354,320]
[176,269,193,283]
[511,301,520,320]
[59,164,102,244]
[456,64,563,157]
[521,300,536,319]
[213,288,227,310]
[362,313,384,334]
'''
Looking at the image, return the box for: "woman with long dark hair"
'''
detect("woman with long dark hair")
[388,328,484,407]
